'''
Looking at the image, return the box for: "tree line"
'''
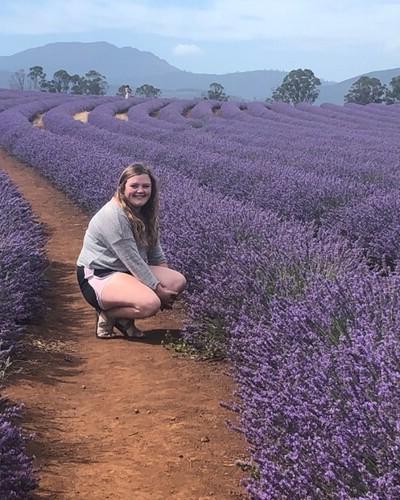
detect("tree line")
[10,66,228,100]
[9,65,400,105]
[191,71,400,105]
[118,81,228,100]
[267,69,400,105]
[10,66,109,95]
[344,75,400,105]
[9,66,164,98]
[116,83,161,98]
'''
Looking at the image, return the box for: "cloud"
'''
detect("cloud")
[1,0,400,51]
[173,44,203,56]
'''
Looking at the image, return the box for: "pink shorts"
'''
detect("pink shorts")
[76,266,118,311]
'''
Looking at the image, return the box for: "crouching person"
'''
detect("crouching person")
[76,163,186,339]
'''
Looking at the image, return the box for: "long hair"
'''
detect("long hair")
[115,163,160,247]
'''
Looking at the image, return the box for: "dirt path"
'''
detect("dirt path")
[0,150,247,500]
[115,112,128,121]
[73,111,89,122]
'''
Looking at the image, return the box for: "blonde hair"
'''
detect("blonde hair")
[115,163,160,247]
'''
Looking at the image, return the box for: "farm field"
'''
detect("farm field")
[0,140,246,499]
[1,89,400,499]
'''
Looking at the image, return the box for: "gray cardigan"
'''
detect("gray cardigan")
[77,200,165,290]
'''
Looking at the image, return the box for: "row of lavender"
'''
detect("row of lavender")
[0,168,47,498]
[38,95,400,268]
[39,95,400,197]
[0,91,399,497]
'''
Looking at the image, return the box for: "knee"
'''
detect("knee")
[136,295,161,318]
[174,272,187,293]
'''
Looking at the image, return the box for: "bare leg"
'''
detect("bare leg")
[100,272,161,320]
[95,269,185,339]
[102,306,138,320]
[150,266,187,294]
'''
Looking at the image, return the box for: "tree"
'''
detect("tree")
[40,70,71,93]
[207,82,228,101]
[40,79,57,93]
[53,69,72,93]
[117,84,133,99]
[9,69,26,90]
[135,84,161,98]
[28,65,46,90]
[39,69,78,93]
[344,76,387,104]
[271,68,321,104]
[70,74,85,95]
[385,76,400,104]
[83,70,108,95]
[13,65,108,95]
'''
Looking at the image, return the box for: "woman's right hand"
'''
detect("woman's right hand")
[155,283,178,309]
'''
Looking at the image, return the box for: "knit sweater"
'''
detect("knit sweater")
[77,199,165,290]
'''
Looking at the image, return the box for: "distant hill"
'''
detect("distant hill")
[317,67,400,104]
[0,41,179,80]
[0,41,287,100]
[1,41,399,104]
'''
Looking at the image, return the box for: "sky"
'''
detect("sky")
[1,0,400,82]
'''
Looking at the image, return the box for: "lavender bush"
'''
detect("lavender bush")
[0,170,47,355]
[232,271,400,498]
[0,404,37,499]
[1,91,400,498]
[0,169,46,497]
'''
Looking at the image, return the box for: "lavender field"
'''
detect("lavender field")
[0,168,47,497]
[1,89,400,498]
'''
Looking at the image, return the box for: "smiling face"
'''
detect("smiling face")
[123,174,152,210]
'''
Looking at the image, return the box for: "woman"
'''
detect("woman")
[76,163,186,339]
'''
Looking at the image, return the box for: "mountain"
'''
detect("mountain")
[0,41,399,103]
[0,41,180,80]
[0,41,287,100]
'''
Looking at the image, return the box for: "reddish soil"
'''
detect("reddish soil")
[32,114,44,128]
[115,113,128,121]
[73,111,89,123]
[0,150,247,500]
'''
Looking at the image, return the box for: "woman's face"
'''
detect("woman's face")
[123,174,152,209]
